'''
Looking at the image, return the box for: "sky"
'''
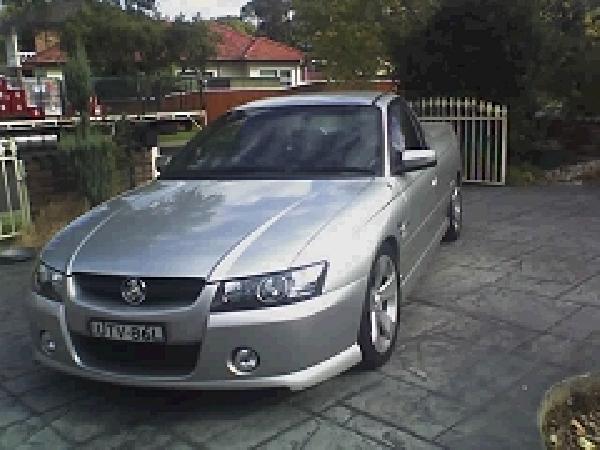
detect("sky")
[158,0,247,19]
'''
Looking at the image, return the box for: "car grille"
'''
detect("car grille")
[74,274,205,308]
[71,334,200,376]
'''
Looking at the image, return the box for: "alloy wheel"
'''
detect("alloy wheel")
[451,185,462,234]
[369,254,399,354]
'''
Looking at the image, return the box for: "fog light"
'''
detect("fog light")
[40,331,56,354]
[229,347,259,375]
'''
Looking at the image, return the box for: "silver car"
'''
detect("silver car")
[27,93,462,390]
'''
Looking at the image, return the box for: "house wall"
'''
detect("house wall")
[247,62,301,86]
[33,67,63,80]
[205,62,247,78]
[34,30,61,53]
[205,61,303,86]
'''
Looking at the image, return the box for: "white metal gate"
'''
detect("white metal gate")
[0,139,31,240]
[408,97,508,185]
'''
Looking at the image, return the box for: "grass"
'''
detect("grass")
[159,129,198,145]
[18,197,89,248]
[0,211,25,236]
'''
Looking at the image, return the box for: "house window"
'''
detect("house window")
[203,70,217,79]
[259,69,278,78]
[279,70,293,86]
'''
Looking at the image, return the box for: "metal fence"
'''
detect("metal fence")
[0,139,31,240]
[409,97,508,185]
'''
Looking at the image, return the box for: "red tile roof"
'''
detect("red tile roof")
[209,22,303,62]
[22,45,67,67]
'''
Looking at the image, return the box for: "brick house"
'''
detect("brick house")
[203,23,306,88]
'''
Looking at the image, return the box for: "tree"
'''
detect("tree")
[535,0,599,115]
[59,127,119,207]
[122,0,157,14]
[294,0,390,81]
[100,0,158,15]
[64,40,92,122]
[215,15,257,35]
[61,1,214,76]
[241,0,295,43]
[165,19,214,72]
[0,0,82,34]
[585,5,600,38]
[61,39,118,206]
[0,35,5,65]
[388,0,543,102]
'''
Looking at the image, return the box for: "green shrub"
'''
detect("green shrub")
[59,128,119,206]
[506,163,546,186]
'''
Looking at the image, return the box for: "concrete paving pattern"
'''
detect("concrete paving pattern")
[0,186,598,449]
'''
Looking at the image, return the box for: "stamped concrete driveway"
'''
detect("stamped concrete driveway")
[0,186,599,449]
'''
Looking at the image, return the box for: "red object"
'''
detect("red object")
[0,101,9,117]
[26,106,44,119]
[7,90,27,115]
[10,88,25,101]
[209,22,304,63]
[0,78,48,119]
[88,96,106,117]
[20,45,67,68]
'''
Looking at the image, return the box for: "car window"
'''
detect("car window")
[388,101,424,169]
[388,101,422,152]
[162,105,383,179]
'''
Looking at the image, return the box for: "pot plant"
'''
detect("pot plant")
[539,373,600,449]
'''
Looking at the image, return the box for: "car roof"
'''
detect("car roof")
[235,92,393,110]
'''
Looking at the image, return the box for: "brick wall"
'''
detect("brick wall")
[131,149,154,187]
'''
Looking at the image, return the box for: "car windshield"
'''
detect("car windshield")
[161,105,382,179]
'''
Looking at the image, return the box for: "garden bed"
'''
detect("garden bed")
[540,374,600,449]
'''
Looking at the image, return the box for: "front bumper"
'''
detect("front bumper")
[27,277,367,391]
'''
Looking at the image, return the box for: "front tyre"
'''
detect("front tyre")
[358,246,400,369]
[443,183,463,242]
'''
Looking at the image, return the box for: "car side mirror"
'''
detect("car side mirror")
[393,148,437,174]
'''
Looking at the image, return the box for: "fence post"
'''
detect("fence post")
[501,105,508,184]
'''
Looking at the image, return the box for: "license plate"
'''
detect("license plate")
[90,321,165,343]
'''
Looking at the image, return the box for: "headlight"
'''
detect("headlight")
[33,262,66,302]
[210,262,327,312]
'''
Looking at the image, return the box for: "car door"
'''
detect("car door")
[404,104,448,231]
[388,100,439,291]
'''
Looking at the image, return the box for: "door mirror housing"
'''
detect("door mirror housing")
[393,148,437,174]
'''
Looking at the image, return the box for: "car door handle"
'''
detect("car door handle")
[431,177,438,187]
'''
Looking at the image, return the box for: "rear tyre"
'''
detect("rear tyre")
[443,182,462,242]
[358,245,400,369]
